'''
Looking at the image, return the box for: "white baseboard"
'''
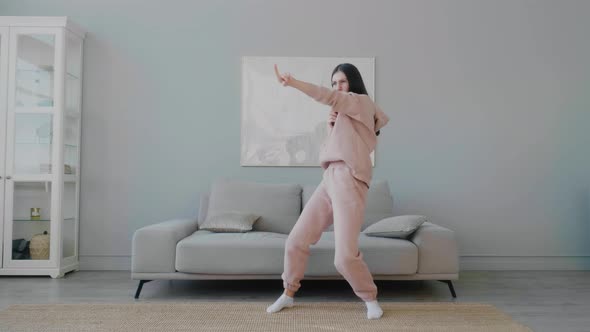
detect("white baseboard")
[460,256,590,270]
[80,256,131,271]
[80,255,590,271]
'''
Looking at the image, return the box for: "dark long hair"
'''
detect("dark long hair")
[331,63,368,95]
[331,63,380,135]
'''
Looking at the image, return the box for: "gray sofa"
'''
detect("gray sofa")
[131,180,459,299]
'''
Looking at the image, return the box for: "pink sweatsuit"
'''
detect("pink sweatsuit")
[282,84,390,302]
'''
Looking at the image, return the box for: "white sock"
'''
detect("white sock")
[365,300,383,319]
[266,294,294,313]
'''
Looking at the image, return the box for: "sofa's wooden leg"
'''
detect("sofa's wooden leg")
[437,280,457,298]
[134,280,152,299]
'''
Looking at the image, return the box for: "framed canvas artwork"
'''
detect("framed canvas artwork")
[241,56,375,166]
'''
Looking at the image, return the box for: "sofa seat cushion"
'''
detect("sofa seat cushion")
[305,232,418,275]
[175,230,417,275]
[176,230,288,274]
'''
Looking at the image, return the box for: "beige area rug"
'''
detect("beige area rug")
[0,302,532,332]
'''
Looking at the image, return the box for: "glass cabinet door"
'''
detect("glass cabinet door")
[14,33,56,109]
[3,27,62,268]
[62,31,82,262]
[3,181,54,267]
[0,27,9,268]
[13,113,54,175]
[6,28,62,177]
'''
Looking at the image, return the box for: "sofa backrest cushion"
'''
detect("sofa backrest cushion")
[302,180,394,231]
[204,179,302,234]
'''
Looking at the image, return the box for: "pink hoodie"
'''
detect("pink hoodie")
[302,84,390,188]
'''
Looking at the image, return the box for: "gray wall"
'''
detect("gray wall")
[1,0,588,270]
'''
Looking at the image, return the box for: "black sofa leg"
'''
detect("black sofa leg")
[438,280,457,298]
[134,280,152,299]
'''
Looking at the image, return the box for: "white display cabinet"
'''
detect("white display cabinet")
[0,17,85,278]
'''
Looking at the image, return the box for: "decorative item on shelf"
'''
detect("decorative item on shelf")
[39,163,75,174]
[37,99,53,107]
[12,238,31,260]
[29,231,50,260]
[35,122,53,144]
[30,208,41,220]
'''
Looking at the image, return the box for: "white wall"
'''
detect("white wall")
[1,0,588,270]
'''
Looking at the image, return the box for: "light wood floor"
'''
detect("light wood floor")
[1,271,589,332]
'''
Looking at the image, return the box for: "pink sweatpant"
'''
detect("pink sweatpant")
[281,161,378,302]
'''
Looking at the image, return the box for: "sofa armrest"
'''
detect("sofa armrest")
[132,218,198,274]
[408,222,459,275]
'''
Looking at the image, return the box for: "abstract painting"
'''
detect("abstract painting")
[241,56,375,166]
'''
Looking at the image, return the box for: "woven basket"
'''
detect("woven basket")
[30,231,50,260]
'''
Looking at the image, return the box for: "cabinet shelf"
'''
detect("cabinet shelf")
[20,64,53,72]
[15,142,78,148]
[14,218,75,222]
[14,219,50,222]
[67,72,79,80]
[14,109,55,114]
[9,175,53,182]
[9,175,77,181]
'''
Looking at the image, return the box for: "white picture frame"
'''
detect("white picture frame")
[241,56,375,167]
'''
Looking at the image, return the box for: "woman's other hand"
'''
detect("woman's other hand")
[328,110,338,126]
[274,64,294,87]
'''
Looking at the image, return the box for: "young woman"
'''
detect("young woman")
[267,63,390,319]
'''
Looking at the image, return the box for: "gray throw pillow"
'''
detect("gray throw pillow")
[200,211,260,233]
[362,215,427,238]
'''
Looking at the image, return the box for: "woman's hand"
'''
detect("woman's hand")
[274,64,294,87]
[328,110,338,126]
